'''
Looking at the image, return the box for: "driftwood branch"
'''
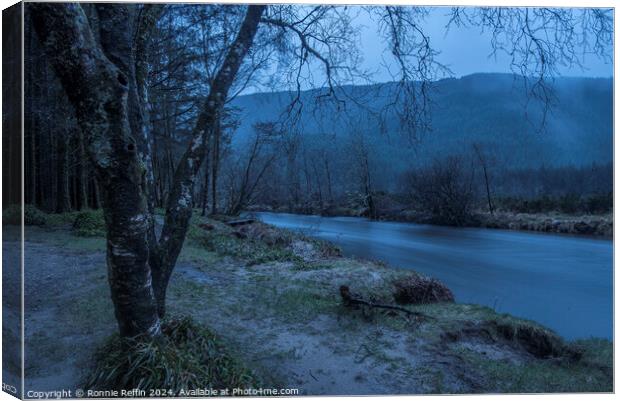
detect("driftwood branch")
[339,285,433,320]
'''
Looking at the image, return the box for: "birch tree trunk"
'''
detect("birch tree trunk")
[30,2,265,335]
[150,5,266,317]
[30,3,161,338]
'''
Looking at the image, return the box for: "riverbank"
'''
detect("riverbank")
[247,205,613,238]
[476,211,612,237]
[8,212,613,394]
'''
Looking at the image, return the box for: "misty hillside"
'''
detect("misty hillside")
[230,73,612,169]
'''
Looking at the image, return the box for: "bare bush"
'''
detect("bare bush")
[393,274,455,305]
[404,155,476,226]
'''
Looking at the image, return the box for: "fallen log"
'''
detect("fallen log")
[227,218,256,227]
[339,285,433,320]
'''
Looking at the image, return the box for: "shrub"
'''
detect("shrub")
[2,204,47,226]
[585,193,613,214]
[403,155,476,226]
[393,274,455,305]
[85,317,258,393]
[73,210,106,237]
[496,193,612,215]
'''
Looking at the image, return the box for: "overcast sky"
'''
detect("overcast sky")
[357,7,613,81]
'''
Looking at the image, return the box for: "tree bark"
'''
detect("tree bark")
[30,3,161,338]
[201,140,210,217]
[211,120,221,215]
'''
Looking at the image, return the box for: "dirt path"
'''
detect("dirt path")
[10,225,612,395]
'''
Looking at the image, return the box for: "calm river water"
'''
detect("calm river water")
[251,212,613,340]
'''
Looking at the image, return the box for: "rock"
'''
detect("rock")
[392,274,455,305]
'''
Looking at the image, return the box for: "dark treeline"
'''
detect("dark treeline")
[24,7,99,212]
[240,129,613,223]
[23,4,246,214]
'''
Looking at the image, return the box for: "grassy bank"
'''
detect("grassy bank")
[10,207,614,394]
[248,204,613,238]
[476,211,612,237]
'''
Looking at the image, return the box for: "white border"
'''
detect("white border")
[0,2,616,401]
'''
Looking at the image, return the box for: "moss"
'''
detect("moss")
[85,317,259,393]
[72,209,106,237]
[3,204,47,226]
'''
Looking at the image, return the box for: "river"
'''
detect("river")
[250,212,613,340]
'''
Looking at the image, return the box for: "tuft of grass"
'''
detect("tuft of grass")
[3,204,47,226]
[85,317,259,394]
[72,209,106,237]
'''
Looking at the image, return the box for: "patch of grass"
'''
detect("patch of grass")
[412,303,571,357]
[178,245,221,265]
[72,209,106,237]
[46,232,106,253]
[306,237,342,258]
[195,227,301,266]
[292,261,337,271]
[3,204,47,226]
[169,279,208,302]
[85,317,259,394]
[183,214,339,268]
[268,287,336,322]
[246,245,301,266]
[571,338,613,368]
[455,346,612,393]
[63,283,113,331]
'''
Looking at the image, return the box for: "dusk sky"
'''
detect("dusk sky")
[246,6,613,94]
[358,7,614,81]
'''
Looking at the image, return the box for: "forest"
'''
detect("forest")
[2,2,614,397]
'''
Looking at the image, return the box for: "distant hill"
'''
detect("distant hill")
[230,73,612,169]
